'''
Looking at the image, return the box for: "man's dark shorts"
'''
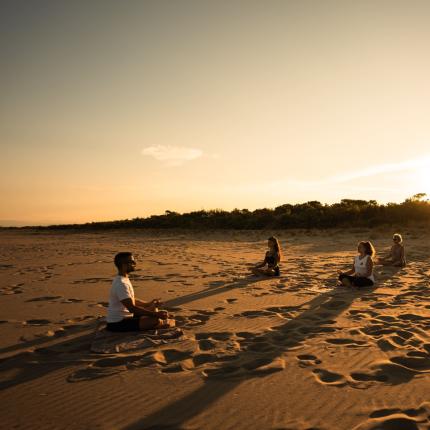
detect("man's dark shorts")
[106,316,140,332]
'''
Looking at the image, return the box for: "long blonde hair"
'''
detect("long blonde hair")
[358,241,375,258]
[268,236,282,262]
[393,233,403,243]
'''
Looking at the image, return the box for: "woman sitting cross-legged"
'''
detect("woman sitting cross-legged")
[338,241,376,287]
[251,236,281,277]
[378,233,406,267]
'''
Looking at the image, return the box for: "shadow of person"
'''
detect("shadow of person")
[0,276,266,393]
[0,319,100,391]
[122,285,373,430]
[163,275,266,308]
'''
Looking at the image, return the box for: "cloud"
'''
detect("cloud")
[259,154,430,197]
[328,156,430,184]
[142,145,203,166]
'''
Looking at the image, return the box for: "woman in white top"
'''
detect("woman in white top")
[338,241,376,287]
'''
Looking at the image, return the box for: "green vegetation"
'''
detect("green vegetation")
[8,194,430,230]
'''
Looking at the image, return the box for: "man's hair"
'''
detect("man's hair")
[114,252,133,269]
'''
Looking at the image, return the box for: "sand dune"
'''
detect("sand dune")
[0,228,429,429]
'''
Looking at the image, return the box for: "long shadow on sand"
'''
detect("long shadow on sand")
[0,321,99,391]
[0,276,262,392]
[123,284,378,430]
[0,268,407,409]
[163,275,267,308]
[124,264,428,429]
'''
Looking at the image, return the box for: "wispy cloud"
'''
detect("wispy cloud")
[328,156,430,184]
[261,155,430,196]
[142,145,203,166]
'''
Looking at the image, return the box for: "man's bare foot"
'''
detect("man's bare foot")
[341,277,352,287]
[157,318,176,329]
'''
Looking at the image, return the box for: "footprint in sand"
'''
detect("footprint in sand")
[349,360,416,387]
[390,353,430,372]
[0,285,24,295]
[89,301,109,308]
[325,338,368,347]
[202,357,285,379]
[72,277,111,285]
[62,298,85,303]
[235,331,255,339]
[296,354,322,367]
[178,310,214,328]
[69,347,197,381]
[312,368,347,386]
[24,319,52,326]
[236,310,273,318]
[354,406,430,430]
[369,406,429,420]
[26,296,63,302]
[198,339,218,351]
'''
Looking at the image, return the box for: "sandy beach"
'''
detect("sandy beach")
[0,228,429,430]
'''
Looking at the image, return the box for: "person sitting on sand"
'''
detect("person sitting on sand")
[106,252,175,332]
[338,241,375,287]
[251,236,281,276]
[378,233,406,267]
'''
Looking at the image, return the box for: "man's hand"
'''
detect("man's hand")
[151,298,162,306]
[156,310,169,320]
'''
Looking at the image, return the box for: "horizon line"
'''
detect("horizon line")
[1,193,427,228]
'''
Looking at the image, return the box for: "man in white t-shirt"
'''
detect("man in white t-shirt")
[106,252,175,332]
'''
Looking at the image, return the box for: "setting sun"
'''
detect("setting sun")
[416,167,430,196]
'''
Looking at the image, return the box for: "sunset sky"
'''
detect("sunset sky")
[1,1,430,226]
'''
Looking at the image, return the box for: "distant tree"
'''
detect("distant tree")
[19,195,429,231]
[405,193,427,202]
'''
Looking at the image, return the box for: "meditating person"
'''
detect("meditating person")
[106,252,175,332]
[378,233,406,267]
[338,241,376,287]
[251,236,281,276]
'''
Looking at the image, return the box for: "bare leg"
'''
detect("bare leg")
[380,260,392,266]
[138,316,161,331]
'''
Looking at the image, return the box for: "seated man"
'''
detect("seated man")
[106,252,175,332]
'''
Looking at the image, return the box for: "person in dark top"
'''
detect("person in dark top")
[251,236,281,276]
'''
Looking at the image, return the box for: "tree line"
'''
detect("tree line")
[9,193,430,231]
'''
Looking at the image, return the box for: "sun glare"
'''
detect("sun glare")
[416,166,430,196]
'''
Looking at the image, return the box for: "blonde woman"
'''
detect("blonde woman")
[378,233,406,267]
